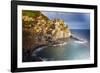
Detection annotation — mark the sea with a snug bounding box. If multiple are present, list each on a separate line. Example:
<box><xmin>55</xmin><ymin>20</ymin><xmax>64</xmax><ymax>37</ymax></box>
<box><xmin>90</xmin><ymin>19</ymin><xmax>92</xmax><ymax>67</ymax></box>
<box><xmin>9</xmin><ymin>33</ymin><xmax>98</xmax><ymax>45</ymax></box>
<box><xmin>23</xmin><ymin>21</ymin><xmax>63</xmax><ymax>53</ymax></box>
<box><xmin>32</xmin><ymin>29</ymin><xmax>90</xmax><ymax>61</ymax></box>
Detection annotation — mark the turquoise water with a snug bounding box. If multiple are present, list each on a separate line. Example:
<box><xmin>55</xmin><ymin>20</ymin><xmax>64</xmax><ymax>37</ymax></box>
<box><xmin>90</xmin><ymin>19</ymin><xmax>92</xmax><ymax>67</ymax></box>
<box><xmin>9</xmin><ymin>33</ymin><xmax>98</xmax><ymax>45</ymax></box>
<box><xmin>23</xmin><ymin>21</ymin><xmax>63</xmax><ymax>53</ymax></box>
<box><xmin>36</xmin><ymin>40</ymin><xmax>90</xmax><ymax>61</ymax></box>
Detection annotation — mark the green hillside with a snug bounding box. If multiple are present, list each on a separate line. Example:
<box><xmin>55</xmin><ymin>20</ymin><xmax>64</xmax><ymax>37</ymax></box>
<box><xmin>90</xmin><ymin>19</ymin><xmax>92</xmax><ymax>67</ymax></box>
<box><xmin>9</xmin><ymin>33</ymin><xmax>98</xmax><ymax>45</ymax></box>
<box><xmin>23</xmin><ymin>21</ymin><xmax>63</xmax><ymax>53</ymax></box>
<box><xmin>22</xmin><ymin>10</ymin><xmax>49</xmax><ymax>20</ymax></box>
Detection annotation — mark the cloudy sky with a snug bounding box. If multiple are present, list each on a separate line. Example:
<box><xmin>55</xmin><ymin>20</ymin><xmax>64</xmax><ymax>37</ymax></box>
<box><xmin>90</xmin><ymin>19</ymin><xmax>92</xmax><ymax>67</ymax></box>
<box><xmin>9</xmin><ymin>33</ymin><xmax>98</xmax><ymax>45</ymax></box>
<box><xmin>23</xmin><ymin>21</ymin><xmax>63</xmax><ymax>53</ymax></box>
<box><xmin>41</xmin><ymin>11</ymin><xmax>90</xmax><ymax>29</ymax></box>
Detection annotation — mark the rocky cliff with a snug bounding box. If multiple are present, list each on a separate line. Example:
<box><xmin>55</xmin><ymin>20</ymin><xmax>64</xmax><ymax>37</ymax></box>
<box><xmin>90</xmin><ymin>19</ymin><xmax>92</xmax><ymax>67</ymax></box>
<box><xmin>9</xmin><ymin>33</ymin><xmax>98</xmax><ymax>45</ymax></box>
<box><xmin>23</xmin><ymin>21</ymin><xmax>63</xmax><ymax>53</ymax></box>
<box><xmin>22</xmin><ymin>10</ymin><xmax>71</xmax><ymax>52</ymax></box>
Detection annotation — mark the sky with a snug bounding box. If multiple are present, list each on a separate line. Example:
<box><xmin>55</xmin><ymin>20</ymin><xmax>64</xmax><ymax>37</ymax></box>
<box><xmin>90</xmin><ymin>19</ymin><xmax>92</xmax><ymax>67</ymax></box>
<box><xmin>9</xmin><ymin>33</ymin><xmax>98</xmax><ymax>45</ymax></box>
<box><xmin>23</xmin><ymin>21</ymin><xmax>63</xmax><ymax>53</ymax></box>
<box><xmin>41</xmin><ymin>11</ymin><xmax>90</xmax><ymax>29</ymax></box>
